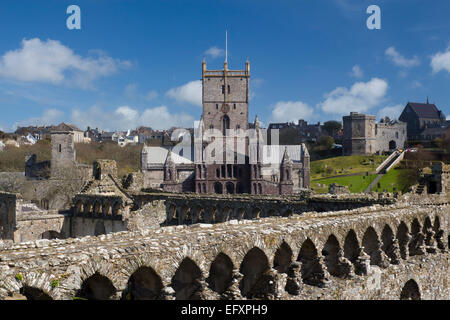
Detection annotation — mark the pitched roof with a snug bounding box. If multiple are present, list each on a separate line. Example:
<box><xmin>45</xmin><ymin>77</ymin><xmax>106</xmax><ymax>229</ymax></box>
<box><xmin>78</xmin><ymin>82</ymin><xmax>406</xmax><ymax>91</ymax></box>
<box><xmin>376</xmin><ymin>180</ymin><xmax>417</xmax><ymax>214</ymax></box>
<box><xmin>406</xmin><ymin>102</ymin><xmax>440</xmax><ymax>119</ymax></box>
<box><xmin>54</xmin><ymin>122</ymin><xmax>83</xmax><ymax>132</ymax></box>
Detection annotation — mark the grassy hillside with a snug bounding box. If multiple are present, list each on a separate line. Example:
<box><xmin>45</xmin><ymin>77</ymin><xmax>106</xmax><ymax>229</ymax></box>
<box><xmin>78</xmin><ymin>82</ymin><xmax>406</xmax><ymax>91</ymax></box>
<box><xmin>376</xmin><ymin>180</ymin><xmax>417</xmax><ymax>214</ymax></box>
<box><xmin>310</xmin><ymin>155</ymin><xmax>387</xmax><ymax>180</ymax></box>
<box><xmin>0</xmin><ymin>140</ymin><xmax>51</xmax><ymax>172</ymax></box>
<box><xmin>373</xmin><ymin>168</ymin><xmax>418</xmax><ymax>193</ymax></box>
<box><xmin>311</xmin><ymin>174</ymin><xmax>378</xmax><ymax>194</ymax></box>
<box><xmin>75</xmin><ymin>142</ymin><xmax>142</xmax><ymax>177</ymax></box>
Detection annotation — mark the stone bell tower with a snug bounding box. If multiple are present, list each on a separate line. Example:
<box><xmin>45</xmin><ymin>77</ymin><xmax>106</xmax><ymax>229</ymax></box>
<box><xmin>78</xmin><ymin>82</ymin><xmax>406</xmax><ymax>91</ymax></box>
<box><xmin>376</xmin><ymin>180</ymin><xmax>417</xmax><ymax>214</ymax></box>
<box><xmin>201</xmin><ymin>59</ymin><xmax>250</xmax><ymax>141</ymax></box>
<box><xmin>197</xmin><ymin>57</ymin><xmax>251</xmax><ymax>194</ymax></box>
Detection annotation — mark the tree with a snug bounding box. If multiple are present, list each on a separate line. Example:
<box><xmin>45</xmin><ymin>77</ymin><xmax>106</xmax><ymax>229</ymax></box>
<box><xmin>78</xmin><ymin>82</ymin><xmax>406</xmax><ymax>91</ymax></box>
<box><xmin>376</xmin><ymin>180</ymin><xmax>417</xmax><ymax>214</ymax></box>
<box><xmin>317</xmin><ymin>135</ymin><xmax>335</xmax><ymax>150</ymax></box>
<box><xmin>323</xmin><ymin>121</ymin><xmax>342</xmax><ymax>137</ymax></box>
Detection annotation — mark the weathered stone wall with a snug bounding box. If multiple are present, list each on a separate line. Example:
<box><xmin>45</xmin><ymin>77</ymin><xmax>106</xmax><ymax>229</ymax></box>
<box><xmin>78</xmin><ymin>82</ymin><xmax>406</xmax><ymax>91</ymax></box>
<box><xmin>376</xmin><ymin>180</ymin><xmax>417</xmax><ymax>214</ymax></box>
<box><xmin>70</xmin><ymin>217</ymin><xmax>127</xmax><ymax>238</ymax></box>
<box><xmin>15</xmin><ymin>214</ymin><xmax>68</xmax><ymax>242</ymax></box>
<box><xmin>375</xmin><ymin>121</ymin><xmax>407</xmax><ymax>153</ymax></box>
<box><xmin>0</xmin><ymin>202</ymin><xmax>446</xmax><ymax>300</ymax></box>
<box><xmin>0</xmin><ymin>192</ymin><xmax>19</xmax><ymax>240</ymax></box>
<box><xmin>131</xmin><ymin>192</ymin><xmax>396</xmax><ymax>226</ymax></box>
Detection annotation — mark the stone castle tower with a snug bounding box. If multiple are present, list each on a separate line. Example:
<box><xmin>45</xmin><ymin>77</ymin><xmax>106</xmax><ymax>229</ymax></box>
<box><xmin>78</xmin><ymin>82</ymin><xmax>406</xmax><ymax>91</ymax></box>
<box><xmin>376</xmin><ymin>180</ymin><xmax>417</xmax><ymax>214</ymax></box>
<box><xmin>343</xmin><ymin>112</ymin><xmax>376</xmax><ymax>156</ymax></box>
<box><xmin>50</xmin><ymin>131</ymin><xmax>77</xmax><ymax>178</ymax></box>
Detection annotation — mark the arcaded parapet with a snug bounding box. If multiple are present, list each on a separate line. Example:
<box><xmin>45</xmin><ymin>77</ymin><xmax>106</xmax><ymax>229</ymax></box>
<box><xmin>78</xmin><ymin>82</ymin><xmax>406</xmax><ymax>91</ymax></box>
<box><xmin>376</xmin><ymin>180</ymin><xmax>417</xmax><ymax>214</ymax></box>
<box><xmin>0</xmin><ymin>201</ymin><xmax>446</xmax><ymax>300</ymax></box>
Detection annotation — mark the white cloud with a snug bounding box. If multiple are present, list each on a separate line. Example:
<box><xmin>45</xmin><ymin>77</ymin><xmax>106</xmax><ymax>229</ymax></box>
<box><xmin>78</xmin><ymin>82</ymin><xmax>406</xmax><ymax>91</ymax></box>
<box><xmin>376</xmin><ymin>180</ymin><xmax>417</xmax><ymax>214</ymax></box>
<box><xmin>447</xmin><ymin>115</ymin><xmax>450</xmax><ymax>120</ymax></box>
<box><xmin>166</xmin><ymin>80</ymin><xmax>202</xmax><ymax>107</ymax></box>
<box><xmin>431</xmin><ymin>47</ymin><xmax>450</xmax><ymax>74</ymax></box>
<box><xmin>349</xmin><ymin>65</ymin><xmax>363</xmax><ymax>78</ymax></box>
<box><xmin>319</xmin><ymin>78</ymin><xmax>388</xmax><ymax>116</ymax></box>
<box><xmin>376</xmin><ymin>104</ymin><xmax>403</xmax><ymax>121</ymax></box>
<box><xmin>146</xmin><ymin>90</ymin><xmax>158</xmax><ymax>100</ymax></box>
<box><xmin>0</xmin><ymin>38</ymin><xmax>130</xmax><ymax>89</ymax></box>
<box><xmin>13</xmin><ymin>108</ymin><xmax>64</xmax><ymax>129</ymax></box>
<box><xmin>70</xmin><ymin>105</ymin><xmax>194</xmax><ymax>131</ymax></box>
<box><xmin>271</xmin><ymin>101</ymin><xmax>314</xmax><ymax>123</ymax></box>
<box><xmin>385</xmin><ymin>46</ymin><xmax>420</xmax><ymax>68</ymax></box>
<box><xmin>204</xmin><ymin>46</ymin><xmax>225</xmax><ymax>59</ymax></box>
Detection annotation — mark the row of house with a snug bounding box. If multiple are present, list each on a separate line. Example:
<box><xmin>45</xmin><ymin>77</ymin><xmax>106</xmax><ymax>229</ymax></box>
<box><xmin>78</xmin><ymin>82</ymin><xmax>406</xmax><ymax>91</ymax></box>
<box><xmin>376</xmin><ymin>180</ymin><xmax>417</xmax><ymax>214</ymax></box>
<box><xmin>12</xmin><ymin>123</ymin><xmax>179</xmax><ymax>147</ymax></box>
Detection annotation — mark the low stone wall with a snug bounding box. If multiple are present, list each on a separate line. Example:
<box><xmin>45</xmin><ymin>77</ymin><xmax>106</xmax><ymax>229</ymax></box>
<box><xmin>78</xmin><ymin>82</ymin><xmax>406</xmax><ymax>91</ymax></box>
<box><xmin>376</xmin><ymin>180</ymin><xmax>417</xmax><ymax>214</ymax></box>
<box><xmin>15</xmin><ymin>214</ymin><xmax>68</xmax><ymax>242</ymax></box>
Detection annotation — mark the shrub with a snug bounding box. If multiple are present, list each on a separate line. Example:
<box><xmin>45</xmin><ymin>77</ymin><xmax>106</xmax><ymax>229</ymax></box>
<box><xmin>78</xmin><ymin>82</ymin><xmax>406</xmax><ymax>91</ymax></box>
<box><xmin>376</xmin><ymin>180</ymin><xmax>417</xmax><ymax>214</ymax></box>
<box><xmin>50</xmin><ymin>279</ymin><xmax>59</xmax><ymax>288</ymax></box>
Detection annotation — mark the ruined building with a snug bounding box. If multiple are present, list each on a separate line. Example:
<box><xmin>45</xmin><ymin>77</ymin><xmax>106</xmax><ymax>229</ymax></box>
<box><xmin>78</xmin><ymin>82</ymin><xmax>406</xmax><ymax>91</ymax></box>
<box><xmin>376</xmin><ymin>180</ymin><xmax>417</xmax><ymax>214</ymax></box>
<box><xmin>141</xmin><ymin>60</ymin><xmax>310</xmax><ymax>195</ymax></box>
<box><xmin>343</xmin><ymin>112</ymin><xmax>407</xmax><ymax>156</ymax></box>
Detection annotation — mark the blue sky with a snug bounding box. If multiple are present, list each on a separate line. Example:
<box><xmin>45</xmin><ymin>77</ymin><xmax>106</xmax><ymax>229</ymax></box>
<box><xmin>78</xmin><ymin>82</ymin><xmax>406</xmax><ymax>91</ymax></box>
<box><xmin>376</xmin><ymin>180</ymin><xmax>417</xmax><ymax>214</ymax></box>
<box><xmin>0</xmin><ymin>0</ymin><xmax>449</xmax><ymax>132</ymax></box>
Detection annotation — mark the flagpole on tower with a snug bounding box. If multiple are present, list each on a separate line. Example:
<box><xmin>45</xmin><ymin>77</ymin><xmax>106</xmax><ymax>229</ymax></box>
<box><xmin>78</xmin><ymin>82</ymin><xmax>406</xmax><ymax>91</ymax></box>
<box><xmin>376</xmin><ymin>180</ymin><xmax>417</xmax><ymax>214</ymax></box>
<box><xmin>225</xmin><ymin>29</ymin><xmax>228</xmax><ymax>63</ymax></box>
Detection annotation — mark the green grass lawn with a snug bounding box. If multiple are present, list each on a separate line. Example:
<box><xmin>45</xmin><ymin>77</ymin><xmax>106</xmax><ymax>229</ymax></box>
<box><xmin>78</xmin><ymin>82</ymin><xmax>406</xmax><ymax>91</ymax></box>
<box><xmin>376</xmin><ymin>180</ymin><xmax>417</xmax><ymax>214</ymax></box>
<box><xmin>310</xmin><ymin>155</ymin><xmax>387</xmax><ymax>180</ymax></box>
<box><xmin>311</xmin><ymin>174</ymin><xmax>378</xmax><ymax>194</ymax></box>
<box><xmin>373</xmin><ymin>168</ymin><xmax>417</xmax><ymax>193</ymax></box>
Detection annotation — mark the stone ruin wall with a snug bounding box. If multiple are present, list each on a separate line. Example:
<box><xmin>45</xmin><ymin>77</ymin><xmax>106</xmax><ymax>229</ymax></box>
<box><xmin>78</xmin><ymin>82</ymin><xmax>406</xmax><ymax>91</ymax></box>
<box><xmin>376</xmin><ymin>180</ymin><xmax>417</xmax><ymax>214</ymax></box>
<box><xmin>0</xmin><ymin>202</ymin><xmax>446</xmax><ymax>300</ymax></box>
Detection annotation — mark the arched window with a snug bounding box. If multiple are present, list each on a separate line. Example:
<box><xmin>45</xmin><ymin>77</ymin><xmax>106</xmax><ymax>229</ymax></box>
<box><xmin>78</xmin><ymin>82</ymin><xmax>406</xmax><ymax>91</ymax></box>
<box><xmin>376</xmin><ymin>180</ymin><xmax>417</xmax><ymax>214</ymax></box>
<box><xmin>222</xmin><ymin>115</ymin><xmax>230</xmax><ymax>136</ymax></box>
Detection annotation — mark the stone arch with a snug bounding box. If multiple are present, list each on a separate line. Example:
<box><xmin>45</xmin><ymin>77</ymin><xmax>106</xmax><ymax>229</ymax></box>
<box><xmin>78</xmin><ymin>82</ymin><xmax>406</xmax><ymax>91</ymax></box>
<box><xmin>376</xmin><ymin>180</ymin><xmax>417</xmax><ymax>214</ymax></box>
<box><xmin>343</xmin><ymin>229</ymin><xmax>359</xmax><ymax>263</ymax></box>
<box><xmin>75</xmin><ymin>200</ymin><xmax>83</xmax><ymax>215</ymax></box>
<box><xmin>204</xmin><ymin>206</ymin><xmax>217</xmax><ymax>223</ymax></box>
<box><xmin>84</xmin><ymin>201</ymin><xmax>93</xmax><ymax>215</ymax></box>
<box><xmin>298</xmin><ymin>238</ymin><xmax>328</xmax><ymax>287</ymax></box>
<box><xmin>322</xmin><ymin>234</ymin><xmax>342</xmax><ymax>277</ymax></box>
<box><xmin>251</xmin><ymin>207</ymin><xmax>261</xmax><ymax>219</ymax></box>
<box><xmin>93</xmin><ymin>201</ymin><xmax>102</xmax><ymax>215</ymax></box>
<box><xmin>273</xmin><ymin>241</ymin><xmax>293</xmax><ymax>273</ymax></box>
<box><xmin>217</xmin><ymin>206</ymin><xmax>232</xmax><ymax>223</ymax></box>
<box><xmin>40</xmin><ymin>230</ymin><xmax>61</xmax><ymax>240</ymax></box>
<box><xmin>267</xmin><ymin>208</ymin><xmax>278</xmax><ymax>217</ymax></box>
<box><xmin>207</xmin><ymin>253</ymin><xmax>234</xmax><ymax>295</ymax></box>
<box><xmin>362</xmin><ymin>227</ymin><xmax>382</xmax><ymax>265</ymax></box>
<box><xmin>239</xmin><ymin>247</ymin><xmax>270</xmax><ymax>298</ymax></box>
<box><xmin>171</xmin><ymin>258</ymin><xmax>204</xmax><ymax>300</ymax></box>
<box><xmin>389</xmin><ymin>140</ymin><xmax>396</xmax><ymax>150</ymax></box>
<box><xmin>112</xmin><ymin>202</ymin><xmax>122</xmax><ymax>216</ymax></box>
<box><xmin>400</xmin><ymin>279</ymin><xmax>421</xmax><ymax>300</ymax></box>
<box><xmin>433</xmin><ymin>216</ymin><xmax>445</xmax><ymax>251</ymax></box>
<box><xmin>76</xmin><ymin>273</ymin><xmax>117</xmax><ymax>300</ymax></box>
<box><xmin>214</xmin><ymin>182</ymin><xmax>223</xmax><ymax>194</ymax></box>
<box><xmin>423</xmin><ymin>216</ymin><xmax>432</xmax><ymax>232</ymax></box>
<box><xmin>193</xmin><ymin>206</ymin><xmax>204</xmax><ymax>224</ymax></box>
<box><xmin>103</xmin><ymin>202</ymin><xmax>112</xmax><ymax>216</ymax></box>
<box><xmin>225</xmin><ymin>182</ymin><xmax>235</xmax><ymax>194</ymax></box>
<box><xmin>167</xmin><ymin>203</ymin><xmax>178</xmax><ymax>224</ymax></box>
<box><xmin>180</xmin><ymin>205</ymin><xmax>190</xmax><ymax>224</ymax></box>
<box><xmin>409</xmin><ymin>218</ymin><xmax>424</xmax><ymax>256</ymax></box>
<box><xmin>94</xmin><ymin>221</ymin><xmax>106</xmax><ymax>236</ymax></box>
<box><xmin>236</xmin><ymin>208</ymin><xmax>245</xmax><ymax>220</ymax></box>
<box><xmin>396</xmin><ymin>221</ymin><xmax>410</xmax><ymax>259</ymax></box>
<box><xmin>123</xmin><ymin>266</ymin><xmax>163</xmax><ymax>300</ymax></box>
<box><xmin>20</xmin><ymin>286</ymin><xmax>53</xmax><ymax>300</ymax></box>
<box><xmin>381</xmin><ymin>224</ymin><xmax>398</xmax><ymax>263</ymax></box>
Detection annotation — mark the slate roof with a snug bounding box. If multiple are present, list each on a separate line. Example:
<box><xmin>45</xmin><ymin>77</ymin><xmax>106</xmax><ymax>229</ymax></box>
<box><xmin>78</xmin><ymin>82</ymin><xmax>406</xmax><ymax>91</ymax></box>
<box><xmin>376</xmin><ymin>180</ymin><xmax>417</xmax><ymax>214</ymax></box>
<box><xmin>406</xmin><ymin>102</ymin><xmax>441</xmax><ymax>119</ymax></box>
